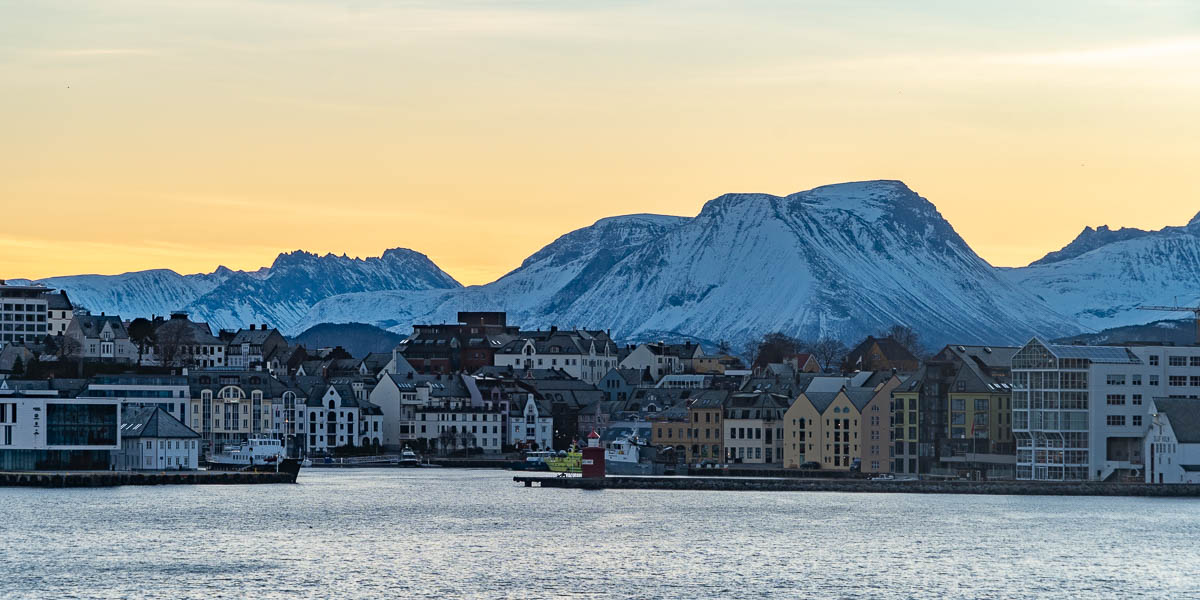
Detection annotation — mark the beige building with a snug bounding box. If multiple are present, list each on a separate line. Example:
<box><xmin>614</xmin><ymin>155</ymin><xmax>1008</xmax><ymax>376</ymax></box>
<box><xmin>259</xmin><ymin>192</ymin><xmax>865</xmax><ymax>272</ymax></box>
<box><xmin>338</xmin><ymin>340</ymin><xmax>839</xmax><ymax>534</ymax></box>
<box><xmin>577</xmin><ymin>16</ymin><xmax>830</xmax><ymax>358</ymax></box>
<box><xmin>784</xmin><ymin>373</ymin><xmax>903</xmax><ymax>473</ymax></box>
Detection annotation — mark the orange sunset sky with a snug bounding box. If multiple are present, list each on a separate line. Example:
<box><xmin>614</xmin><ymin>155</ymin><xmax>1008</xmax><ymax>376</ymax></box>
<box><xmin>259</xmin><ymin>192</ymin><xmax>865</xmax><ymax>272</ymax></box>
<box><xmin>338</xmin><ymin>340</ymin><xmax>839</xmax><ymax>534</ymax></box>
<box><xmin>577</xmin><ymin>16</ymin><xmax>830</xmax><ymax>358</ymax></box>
<box><xmin>3</xmin><ymin>1</ymin><xmax>1199</xmax><ymax>285</ymax></box>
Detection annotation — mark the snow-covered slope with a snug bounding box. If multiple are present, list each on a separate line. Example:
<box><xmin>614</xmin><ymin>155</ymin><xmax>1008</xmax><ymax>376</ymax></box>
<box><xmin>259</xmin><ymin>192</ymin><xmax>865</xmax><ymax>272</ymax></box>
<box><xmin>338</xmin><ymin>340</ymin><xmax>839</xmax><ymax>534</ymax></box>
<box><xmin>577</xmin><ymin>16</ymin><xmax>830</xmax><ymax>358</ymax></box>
<box><xmin>18</xmin><ymin>249</ymin><xmax>460</xmax><ymax>332</ymax></box>
<box><xmin>12</xmin><ymin>269</ymin><xmax>231</xmax><ymax>320</ymax></box>
<box><xmin>1006</xmin><ymin>213</ymin><xmax>1200</xmax><ymax>332</ymax></box>
<box><xmin>302</xmin><ymin>181</ymin><xmax>1081</xmax><ymax>346</ymax></box>
<box><xmin>299</xmin><ymin>214</ymin><xmax>689</xmax><ymax>333</ymax></box>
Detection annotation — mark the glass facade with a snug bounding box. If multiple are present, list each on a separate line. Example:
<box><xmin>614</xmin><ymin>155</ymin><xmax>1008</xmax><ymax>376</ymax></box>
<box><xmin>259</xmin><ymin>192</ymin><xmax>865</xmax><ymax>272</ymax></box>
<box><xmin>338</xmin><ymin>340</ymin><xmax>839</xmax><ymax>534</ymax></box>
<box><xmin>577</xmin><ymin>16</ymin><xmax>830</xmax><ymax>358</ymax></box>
<box><xmin>1012</xmin><ymin>340</ymin><xmax>1090</xmax><ymax>481</ymax></box>
<box><xmin>46</xmin><ymin>403</ymin><xmax>118</xmax><ymax>447</ymax></box>
<box><xmin>0</xmin><ymin>449</ymin><xmax>111</xmax><ymax>470</ymax></box>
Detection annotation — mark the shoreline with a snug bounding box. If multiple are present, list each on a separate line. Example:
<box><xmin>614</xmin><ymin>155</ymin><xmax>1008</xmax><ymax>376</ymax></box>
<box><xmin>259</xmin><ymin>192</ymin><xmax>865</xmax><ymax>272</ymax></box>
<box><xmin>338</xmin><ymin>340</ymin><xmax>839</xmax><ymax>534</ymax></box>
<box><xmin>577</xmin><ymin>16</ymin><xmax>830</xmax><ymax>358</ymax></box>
<box><xmin>0</xmin><ymin>470</ymin><xmax>298</xmax><ymax>488</ymax></box>
<box><xmin>514</xmin><ymin>475</ymin><xmax>1200</xmax><ymax>497</ymax></box>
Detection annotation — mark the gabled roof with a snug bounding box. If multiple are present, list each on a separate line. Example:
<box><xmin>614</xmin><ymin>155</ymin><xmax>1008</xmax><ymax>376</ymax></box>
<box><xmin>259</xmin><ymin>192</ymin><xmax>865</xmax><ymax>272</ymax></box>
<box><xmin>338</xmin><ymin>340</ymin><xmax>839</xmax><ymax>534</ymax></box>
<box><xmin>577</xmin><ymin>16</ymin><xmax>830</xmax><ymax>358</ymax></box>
<box><xmin>844</xmin><ymin>388</ymin><xmax>876</xmax><ymax>411</ymax></box>
<box><xmin>845</xmin><ymin>336</ymin><xmax>918</xmax><ymax>366</ymax></box>
<box><xmin>803</xmin><ymin>391</ymin><xmax>840</xmax><ymax>413</ymax></box>
<box><xmin>74</xmin><ymin>314</ymin><xmax>130</xmax><ymax>339</ymax></box>
<box><xmin>1155</xmin><ymin>398</ymin><xmax>1200</xmax><ymax>444</ymax></box>
<box><xmin>605</xmin><ymin>368</ymin><xmax>647</xmax><ymax>386</ymax></box>
<box><xmin>229</xmin><ymin>327</ymin><xmax>282</xmax><ymax>345</ymax></box>
<box><xmin>46</xmin><ymin>290</ymin><xmax>72</xmax><ymax>310</ymax></box>
<box><xmin>120</xmin><ymin>406</ymin><xmax>200</xmax><ymax>439</ymax></box>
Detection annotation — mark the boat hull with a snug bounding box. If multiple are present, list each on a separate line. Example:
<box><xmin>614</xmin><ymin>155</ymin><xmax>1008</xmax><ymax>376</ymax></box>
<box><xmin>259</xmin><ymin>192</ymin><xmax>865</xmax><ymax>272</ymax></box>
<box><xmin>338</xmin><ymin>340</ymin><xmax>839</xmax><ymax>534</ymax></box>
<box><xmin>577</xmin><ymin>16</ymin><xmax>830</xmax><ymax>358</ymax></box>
<box><xmin>202</xmin><ymin>458</ymin><xmax>301</xmax><ymax>482</ymax></box>
<box><xmin>605</xmin><ymin>460</ymin><xmax>663</xmax><ymax>476</ymax></box>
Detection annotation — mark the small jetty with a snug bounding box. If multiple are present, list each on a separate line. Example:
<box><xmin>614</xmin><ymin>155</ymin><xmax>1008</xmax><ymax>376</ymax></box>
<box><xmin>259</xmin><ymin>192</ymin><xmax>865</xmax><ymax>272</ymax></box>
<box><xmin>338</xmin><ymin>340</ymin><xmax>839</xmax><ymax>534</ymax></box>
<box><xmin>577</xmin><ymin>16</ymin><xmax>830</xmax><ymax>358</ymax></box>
<box><xmin>513</xmin><ymin>475</ymin><xmax>1200</xmax><ymax>497</ymax></box>
<box><xmin>0</xmin><ymin>470</ymin><xmax>298</xmax><ymax>488</ymax></box>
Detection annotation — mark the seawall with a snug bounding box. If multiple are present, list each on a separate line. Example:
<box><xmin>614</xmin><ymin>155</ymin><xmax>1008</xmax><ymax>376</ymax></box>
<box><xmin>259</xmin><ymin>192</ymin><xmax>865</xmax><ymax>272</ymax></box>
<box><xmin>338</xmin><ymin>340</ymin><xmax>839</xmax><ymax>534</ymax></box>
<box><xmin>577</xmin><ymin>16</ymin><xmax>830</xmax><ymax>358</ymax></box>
<box><xmin>0</xmin><ymin>470</ymin><xmax>298</xmax><ymax>488</ymax></box>
<box><xmin>514</xmin><ymin>475</ymin><xmax>1200</xmax><ymax>497</ymax></box>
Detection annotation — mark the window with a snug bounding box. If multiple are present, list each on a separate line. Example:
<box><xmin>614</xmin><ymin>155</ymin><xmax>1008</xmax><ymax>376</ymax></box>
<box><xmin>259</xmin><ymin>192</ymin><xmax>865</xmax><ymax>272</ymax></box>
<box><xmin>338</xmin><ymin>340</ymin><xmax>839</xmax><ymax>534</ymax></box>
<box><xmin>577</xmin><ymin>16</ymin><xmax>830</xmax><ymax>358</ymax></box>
<box><xmin>1192</xmin><ymin>356</ymin><xmax>1200</xmax><ymax>367</ymax></box>
<box><xmin>1106</xmin><ymin>415</ymin><xmax>1126</xmax><ymax>427</ymax></box>
<box><xmin>1106</xmin><ymin>394</ymin><xmax>1125</xmax><ymax>406</ymax></box>
<box><xmin>1132</xmin><ymin>394</ymin><xmax>1142</xmax><ymax>405</ymax></box>
<box><xmin>1169</xmin><ymin>356</ymin><xmax>1186</xmax><ymax>367</ymax></box>
<box><xmin>1106</xmin><ymin>374</ymin><xmax>1126</xmax><ymax>385</ymax></box>
<box><xmin>1169</xmin><ymin>376</ymin><xmax>1187</xmax><ymax>387</ymax></box>
<box><xmin>1150</xmin><ymin>375</ymin><xmax>1160</xmax><ymax>386</ymax></box>
<box><xmin>1132</xmin><ymin>415</ymin><xmax>1143</xmax><ymax>427</ymax></box>
<box><xmin>1149</xmin><ymin>355</ymin><xmax>1159</xmax><ymax>366</ymax></box>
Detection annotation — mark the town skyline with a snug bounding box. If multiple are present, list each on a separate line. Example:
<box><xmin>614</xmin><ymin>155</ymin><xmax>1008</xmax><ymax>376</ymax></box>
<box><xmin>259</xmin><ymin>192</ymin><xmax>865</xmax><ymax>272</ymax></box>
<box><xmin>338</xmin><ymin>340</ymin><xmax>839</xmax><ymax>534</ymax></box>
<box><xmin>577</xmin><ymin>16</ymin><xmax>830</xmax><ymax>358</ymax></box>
<box><xmin>4</xmin><ymin>1</ymin><xmax>1200</xmax><ymax>284</ymax></box>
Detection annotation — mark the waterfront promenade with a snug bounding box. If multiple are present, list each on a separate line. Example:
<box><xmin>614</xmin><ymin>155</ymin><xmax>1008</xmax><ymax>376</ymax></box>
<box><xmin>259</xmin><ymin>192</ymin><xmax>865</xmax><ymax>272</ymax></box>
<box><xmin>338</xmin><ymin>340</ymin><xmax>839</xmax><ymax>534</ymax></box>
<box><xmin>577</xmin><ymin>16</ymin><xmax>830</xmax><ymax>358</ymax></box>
<box><xmin>514</xmin><ymin>474</ymin><xmax>1200</xmax><ymax>497</ymax></box>
<box><xmin>0</xmin><ymin>469</ymin><xmax>297</xmax><ymax>487</ymax></box>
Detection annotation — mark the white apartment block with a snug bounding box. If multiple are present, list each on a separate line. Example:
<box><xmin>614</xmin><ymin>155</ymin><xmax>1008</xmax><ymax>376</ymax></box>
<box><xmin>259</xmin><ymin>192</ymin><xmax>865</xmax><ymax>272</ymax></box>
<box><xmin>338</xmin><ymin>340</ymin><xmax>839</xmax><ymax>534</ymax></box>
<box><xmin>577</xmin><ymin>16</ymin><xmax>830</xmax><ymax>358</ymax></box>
<box><xmin>1012</xmin><ymin>339</ymin><xmax>1200</xmax><ymax>482</ymax></box>
<box><xmin>0</xmin><ymin>283</ymin><xmax>50</xmax><ymax>347</ymax></box>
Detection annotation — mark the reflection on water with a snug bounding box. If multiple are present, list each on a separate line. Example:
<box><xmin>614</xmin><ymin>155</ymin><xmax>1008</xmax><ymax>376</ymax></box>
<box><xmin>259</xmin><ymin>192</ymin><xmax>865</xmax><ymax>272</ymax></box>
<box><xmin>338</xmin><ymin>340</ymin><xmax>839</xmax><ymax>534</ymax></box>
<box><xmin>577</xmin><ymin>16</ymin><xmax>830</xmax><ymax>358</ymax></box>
<box><xmin>2</xmin><ymin>469</ymin><xmax>1198</xmax><ymax>599</ymax></box>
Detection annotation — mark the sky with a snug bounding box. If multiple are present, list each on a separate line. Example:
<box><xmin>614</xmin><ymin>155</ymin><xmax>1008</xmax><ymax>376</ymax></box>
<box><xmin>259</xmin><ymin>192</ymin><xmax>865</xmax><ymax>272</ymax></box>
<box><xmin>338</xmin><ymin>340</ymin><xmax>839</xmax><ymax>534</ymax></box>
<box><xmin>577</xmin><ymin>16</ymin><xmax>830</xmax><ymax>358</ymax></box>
<box><xmin>3</xmin><ymin>0</ymin><xmax>1199</xmax><ymax>285</ymax></box>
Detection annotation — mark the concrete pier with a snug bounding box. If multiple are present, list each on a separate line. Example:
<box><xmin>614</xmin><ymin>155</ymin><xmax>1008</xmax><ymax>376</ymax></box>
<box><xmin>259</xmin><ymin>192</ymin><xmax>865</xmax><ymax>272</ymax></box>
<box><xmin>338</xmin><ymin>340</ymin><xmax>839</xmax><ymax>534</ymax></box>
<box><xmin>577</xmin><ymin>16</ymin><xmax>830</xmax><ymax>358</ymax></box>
<box><xmin>513</xmin><ymin>475</ymin><xmax>1200</xmax><ymax>497</ymax></box>
<box><xmin>0</xmin><ymin>470</ymin><xmax>298</xmax><ymax>488</ymax></box>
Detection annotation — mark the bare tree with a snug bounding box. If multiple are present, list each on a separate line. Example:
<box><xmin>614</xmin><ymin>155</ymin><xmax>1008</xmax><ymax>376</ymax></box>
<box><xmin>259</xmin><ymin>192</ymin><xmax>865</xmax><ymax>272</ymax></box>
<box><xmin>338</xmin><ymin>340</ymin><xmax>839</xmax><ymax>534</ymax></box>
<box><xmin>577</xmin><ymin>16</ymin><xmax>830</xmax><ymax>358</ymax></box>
<box><xmin>59</xmin><ymin>334</ymin><xmax>84</xmax><ymax>377</ymax></box>
<box><xmin>810</xmin><ymin>337</ymin><xmax>849</xmax><ymax>373</ymax></box>
<box><xmin>882</xmin><ymin>324</ymin><xmax>922</xmax><ymax>358</ymax></box>
<box><xmin>438</xmin><ymin>428</ymin><xmax>456</xmax><ymax>455</ymax></box>
<box><xmin>458</xmin><ymin>429</ymin><xmax>476</xmax><ymax>452</ymax></box>
<box><xmin>155</xmin><ymin>319</ymin><xmax>196</xmax><ymax>369</ymax></box>
<box><xmin>750</xmin><ymin>332</ymin><xmax>803</xmax><ymax>369</ymax></box>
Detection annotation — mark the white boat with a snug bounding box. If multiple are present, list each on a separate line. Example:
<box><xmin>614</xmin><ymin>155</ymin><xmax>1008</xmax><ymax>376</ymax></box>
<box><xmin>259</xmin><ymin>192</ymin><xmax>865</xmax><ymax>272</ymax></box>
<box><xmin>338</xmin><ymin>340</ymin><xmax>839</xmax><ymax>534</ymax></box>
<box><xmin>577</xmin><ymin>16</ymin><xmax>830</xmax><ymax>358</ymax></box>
<box><xmin>523</xmin><ymin>450</ymin><xmax>556</xmax><ymax>470</ymax></box>
<box><xmin>399</xmin><ymin>447</ymin><xmax>420</xmax><ymax>467</ymax></box>
<box><xmin>207</xmin><ymin>436</ymin><xmax>287</xmax><ymax>470</ymax></box>
<box><xmin>605</xmin><ymin>434</ymin><xmax>661</xmax><ymax>475</ymax></box>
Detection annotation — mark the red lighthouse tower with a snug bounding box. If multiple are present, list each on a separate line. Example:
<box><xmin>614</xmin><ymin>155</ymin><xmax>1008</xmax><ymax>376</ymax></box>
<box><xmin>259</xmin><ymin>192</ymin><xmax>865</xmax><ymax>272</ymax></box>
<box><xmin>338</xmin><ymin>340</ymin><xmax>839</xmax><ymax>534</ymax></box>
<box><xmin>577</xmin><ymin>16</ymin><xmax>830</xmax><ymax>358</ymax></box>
<box><xmin>581</xmin><ymin>431</ymin><xmax>605</xmax><ymax>479</ymax></box>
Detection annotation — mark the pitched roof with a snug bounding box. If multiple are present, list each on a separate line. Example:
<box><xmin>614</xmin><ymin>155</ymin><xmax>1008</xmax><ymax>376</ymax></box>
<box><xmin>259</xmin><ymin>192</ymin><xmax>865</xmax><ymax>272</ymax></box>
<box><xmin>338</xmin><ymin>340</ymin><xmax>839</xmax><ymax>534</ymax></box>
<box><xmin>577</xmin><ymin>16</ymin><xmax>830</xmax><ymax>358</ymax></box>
<box><xmin>120</xmin><ymin>407</ymin><xmax>200</xmax><ymax>439</ymax></box>
<box><xmin>845</xmin><ymin>336</ymin><xmax>918</xmax><ymax>366</ymax></box>
<box><xmin>1156</xmin><ymin>398</ymin><xmax>1200</xmax><ymax>444</ymax></box>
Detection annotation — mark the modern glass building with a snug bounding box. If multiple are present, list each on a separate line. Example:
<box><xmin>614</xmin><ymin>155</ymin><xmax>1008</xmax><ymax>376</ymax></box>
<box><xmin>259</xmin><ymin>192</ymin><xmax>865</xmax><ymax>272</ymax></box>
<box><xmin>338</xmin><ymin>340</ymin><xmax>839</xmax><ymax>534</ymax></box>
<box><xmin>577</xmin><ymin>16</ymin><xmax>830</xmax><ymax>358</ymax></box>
<box><xmin>0</xmin><ymin>390</ymin><xmax>121</xmax><ymax>470</ymax></box>
<box><xmin>1012</xmin><ymin>338</ymin><xmax>1200</xmax><ymax>482</ymax></box>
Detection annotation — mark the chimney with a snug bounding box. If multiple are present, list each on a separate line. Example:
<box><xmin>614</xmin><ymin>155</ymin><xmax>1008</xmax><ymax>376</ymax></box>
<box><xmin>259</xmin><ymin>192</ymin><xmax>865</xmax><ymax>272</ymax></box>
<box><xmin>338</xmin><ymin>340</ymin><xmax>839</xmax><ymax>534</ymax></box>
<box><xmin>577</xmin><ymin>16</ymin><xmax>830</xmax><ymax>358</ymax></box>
<box><xmin>262</xmin><ymin>323</ymin><xmax>268</xmax><ymax>330</ymax></box>
<box><xmin>250</xmin><ymin>324</ymin><xmax>256</xmax><ymax>331</ymax></box>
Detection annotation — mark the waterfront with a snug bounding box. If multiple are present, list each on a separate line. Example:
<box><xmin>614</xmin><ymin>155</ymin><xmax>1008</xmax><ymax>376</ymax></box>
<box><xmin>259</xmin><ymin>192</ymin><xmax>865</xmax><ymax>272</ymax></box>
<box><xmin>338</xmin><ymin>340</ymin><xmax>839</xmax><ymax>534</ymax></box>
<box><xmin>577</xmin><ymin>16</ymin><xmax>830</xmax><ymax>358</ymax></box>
<box><xmin>2</xmin><ymin>469</ymin><xmax>1199</xmax><ymax>599</ymax></box>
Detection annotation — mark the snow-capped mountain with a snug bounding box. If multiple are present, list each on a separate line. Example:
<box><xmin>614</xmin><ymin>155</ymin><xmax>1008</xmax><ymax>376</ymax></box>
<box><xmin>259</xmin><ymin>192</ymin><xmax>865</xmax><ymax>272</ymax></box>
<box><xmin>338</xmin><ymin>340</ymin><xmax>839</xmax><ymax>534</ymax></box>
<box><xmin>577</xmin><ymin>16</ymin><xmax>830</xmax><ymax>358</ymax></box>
<box><xmin>302</xmin><ymin>181</ymin><xmax>1081</xmax><ymax>347</ymax></box>
<box><xmin>17</xmin><ymin>249</ymin><xmax>460</xmax><ymax>332</ymax></box>
<box><xmin>1005</xmin><ymin>212</ymin><xmax>1200</xmax><ymax>333</ymax></box>
<box><xmin>30</xmin><ymin>180</ymin><xmax>1196</xmax><ymax>349</ymax></box>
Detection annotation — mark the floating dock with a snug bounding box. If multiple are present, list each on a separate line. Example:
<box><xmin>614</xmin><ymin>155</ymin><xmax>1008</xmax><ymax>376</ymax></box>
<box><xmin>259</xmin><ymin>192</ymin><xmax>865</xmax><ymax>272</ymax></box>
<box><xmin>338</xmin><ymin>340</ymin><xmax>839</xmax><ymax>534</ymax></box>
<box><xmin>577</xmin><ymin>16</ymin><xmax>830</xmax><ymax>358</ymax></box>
<box><xmin>0</xmin><ymin>469</ymin><xmax>298</xmax><ymax>488</ymax></box>
<box><xmin>513</xmin><ymin>475</ymin><xmax>1200</xmax><ymax>497</ymax></box>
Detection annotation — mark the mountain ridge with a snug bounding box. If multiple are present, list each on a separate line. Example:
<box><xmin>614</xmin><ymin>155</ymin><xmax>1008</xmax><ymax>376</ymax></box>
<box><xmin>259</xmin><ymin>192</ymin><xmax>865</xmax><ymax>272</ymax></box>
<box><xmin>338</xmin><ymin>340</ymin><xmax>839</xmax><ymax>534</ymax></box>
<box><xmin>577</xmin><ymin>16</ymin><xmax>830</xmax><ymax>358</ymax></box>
<box><xmin>14</xmin><ymin>180</ymin><xmax>1199</xmax><ymax>349</ymax></box>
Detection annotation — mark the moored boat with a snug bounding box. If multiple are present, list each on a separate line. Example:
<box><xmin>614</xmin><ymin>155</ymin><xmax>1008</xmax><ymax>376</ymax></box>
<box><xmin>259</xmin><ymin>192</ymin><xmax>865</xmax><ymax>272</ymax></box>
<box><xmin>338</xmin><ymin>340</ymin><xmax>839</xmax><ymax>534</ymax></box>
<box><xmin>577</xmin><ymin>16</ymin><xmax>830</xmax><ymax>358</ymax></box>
<box><xmin>605</xmin><ymin>433</ymin><xmax>662</xmax><ymax>475</ymax></box>
<box><xmin>399</xmin><ymin>447</ymin><xmax>420</xmax><ymax>467</ymax></box>
<box><xmin>203</xmin><ymin>437</ymin><xmax>301</xmax><ymax>477</ymax></box>
<box><xmin>544</xmin><ymin>446</ymin><xmax>582</xmax><ymax>473</ymax></box>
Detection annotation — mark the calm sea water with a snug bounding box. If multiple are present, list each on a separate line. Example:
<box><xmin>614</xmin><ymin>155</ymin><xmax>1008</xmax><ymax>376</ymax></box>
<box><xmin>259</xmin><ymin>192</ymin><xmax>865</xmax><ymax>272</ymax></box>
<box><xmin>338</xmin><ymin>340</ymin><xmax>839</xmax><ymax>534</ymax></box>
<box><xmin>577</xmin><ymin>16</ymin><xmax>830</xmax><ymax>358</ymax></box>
<box><xmin>2</xmin><ymin>469</ymin><xmax>1198</xmax><ymax>599</ymax></box>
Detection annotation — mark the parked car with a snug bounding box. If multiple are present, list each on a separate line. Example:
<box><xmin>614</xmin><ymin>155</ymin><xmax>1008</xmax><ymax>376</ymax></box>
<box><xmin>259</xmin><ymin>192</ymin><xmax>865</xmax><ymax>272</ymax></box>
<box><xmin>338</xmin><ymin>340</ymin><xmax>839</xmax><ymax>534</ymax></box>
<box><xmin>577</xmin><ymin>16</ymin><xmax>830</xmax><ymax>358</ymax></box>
<box><xmin>799</xmin><ymin>461</ymin><xmax>820</xmax><ymax>470</ymax></box>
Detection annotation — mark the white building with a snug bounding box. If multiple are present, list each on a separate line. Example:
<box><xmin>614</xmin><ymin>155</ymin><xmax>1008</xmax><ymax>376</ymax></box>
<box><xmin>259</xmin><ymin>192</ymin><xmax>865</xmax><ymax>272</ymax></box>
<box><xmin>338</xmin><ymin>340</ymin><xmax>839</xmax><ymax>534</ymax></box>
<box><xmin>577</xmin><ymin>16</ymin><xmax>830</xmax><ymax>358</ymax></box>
<box><xmin>619</xmin><ymin>343</ymin><xmax>684</xmax><ymax>382</ymax></box>
<box><xmin>115</xmin><ymin>406</ymin><xmax>200</xmax><ymax>470</ymax></box>
<box><xmin>296</xmin><ymin>382</ymin><xmax>384</xmax><ymax>453</ymax></box>
<box><xmin>368</xmin><ymin>372</ymin><xmax>503</xmax><ymax>452</ymax></box>
<box><xmin>1145</xmin><ymin>397</ymin><xmax>1200</xmax><ymax>484</ymax></box>
<box><xmin>65</xmin><ymin>314</ymin><xmax>138</xmax><ymax>362</ymax></box>
<box><xmin>509</xmin><ymin>394</ymin><xmax>553</xmax><ymax>451</ymax></box>
<box><xmin>78</xmin><ymin>375</ymin><xmax>191</xmax><ymax>422</ymax></box>
<box><xmin>0</xmin><ymin>282</ymin><xmax>51</xmax><ymax>348</ymax></box>
<box><xmin>493</xmin><ymin>328</ymin><xmax>619</xmax><ymax>385</ymax></box>
<box><xmin>0</xmin><ymin>381</ymin><xmax>121</xmax><ymax>470</ymax></box>
<box><xmin>1012</xmin><ymin>339</ymin><xmax>1200</xmax><ymax>482</ymax></box>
